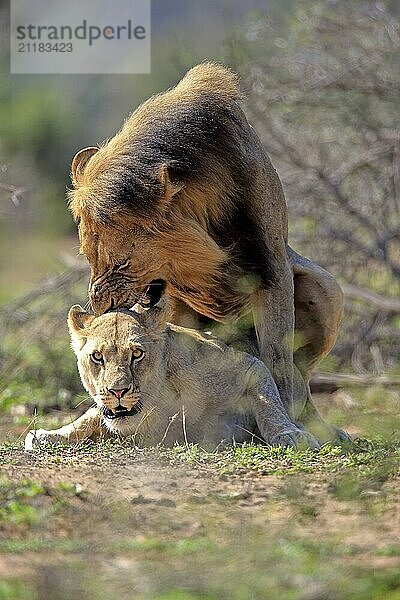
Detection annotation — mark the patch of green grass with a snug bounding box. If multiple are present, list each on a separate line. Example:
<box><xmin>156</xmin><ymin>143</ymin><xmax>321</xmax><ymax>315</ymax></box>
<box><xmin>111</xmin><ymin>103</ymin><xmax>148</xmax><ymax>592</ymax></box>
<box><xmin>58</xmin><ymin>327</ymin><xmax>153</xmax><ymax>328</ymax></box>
<box><xmin>1</xmin><ymin>435</ymin><xmax>399</xmax><ymax>480</ymax></box>
<box><xmin>0</xmin><ymin>538</ymin><xmax>92</xmax><ymax>554</ymax></box>
<box><xmin>150</xmin><ymin>593</ymin><xmax>217</xmax><ymax>600</ymax></box>
<box><xmin>0</xmin><ymin>530</ymin><xmax>399</xmax><ymax>600</ymax></box>
<box><xmin>0</xmin><ymin>476</ymin><xmax>88</xmax><ymax>533</ymax></box>
<box><xmin>0</xmin><ymin>535</ymin><xmax>216</xmax><ymax>557</ymax></box>
<box><xmin>0</xmin><ymin>478</ymin><xmax>44</xmax><ymax>528</ymax></box>
<box><xmin>166</xmin><ymin>437</ymin><xmax>400</xmax><ymax>479</ymax></box>
<box><xmin>2</xmin><ymin>536</ymin><xmax>399</xmax><ymax>600</ymax></box>
<box><xmin>0</xmin><ymin>580</ymin><xmax>37</xmax><ymax>600</ymax></box>
<box><xmin>376</xmin><ymin>545</ymin><xmax>400</xmax><ymax>557</ymax></box>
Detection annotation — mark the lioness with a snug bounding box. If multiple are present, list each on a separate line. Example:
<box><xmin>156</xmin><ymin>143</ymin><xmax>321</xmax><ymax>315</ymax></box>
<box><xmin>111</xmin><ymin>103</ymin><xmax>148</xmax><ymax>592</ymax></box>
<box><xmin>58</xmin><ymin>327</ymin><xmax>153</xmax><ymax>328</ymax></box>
<box><xmin>68</xmin><ymin>62</ymin><xmax>345</xmax><ymax>441</ymax></box>
<box><xmin>24</xmin><ymin>303</ymin><xmax>318</xmax><ymax>451</ymax></box>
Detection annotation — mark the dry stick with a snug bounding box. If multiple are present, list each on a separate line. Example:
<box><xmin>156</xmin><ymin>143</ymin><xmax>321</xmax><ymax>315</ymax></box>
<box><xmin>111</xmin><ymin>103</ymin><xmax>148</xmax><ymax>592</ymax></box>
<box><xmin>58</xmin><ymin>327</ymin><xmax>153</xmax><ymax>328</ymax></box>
<box><xmin>211</xmin><ymin>439</ymin><xmax>228</xmax><ymax>453</ymax></box>
<box><xmin>158</xmin><ymin>412</ymin><xmax>180</xmax><ymax>447</ymax></box>
<box><xmin>311</xmin><ymin>372</ymin><xmax>400</xmax><ymax>387</ymax></box>
<box><xmin>17</xmin><ymin>409</ymin><xmax>39</xmax><ymax>442</ymax></box>
<box><xmin>342</xmin><ymin>285</ymin><xmax>400</xmax><ymax>313</ymax></box>
<box><xmin>0</xmin><ymin>267</ymin><xmax>88</xmax><ymax>318</ymax></box>
<box><xmin>182</xmin><ymin>405</ymin><xmax>189</xmax><ymax>447</ymax></box>
<box><xmin>234</xmin><ymin>424</ymin><xmax>266</xmax><ymax>445</ymax></box>
<box><xmin>0</xmin><ymin>183</ymin><xmax>26</xmax><ymax>206</ymax></box>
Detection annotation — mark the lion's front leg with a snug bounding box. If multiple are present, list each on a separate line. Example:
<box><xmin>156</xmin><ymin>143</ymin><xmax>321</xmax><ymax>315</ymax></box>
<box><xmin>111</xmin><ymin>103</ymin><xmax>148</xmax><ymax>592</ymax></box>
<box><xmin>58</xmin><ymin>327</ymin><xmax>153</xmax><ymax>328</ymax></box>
<box><xmin>24</xmin><ymin>406</ymin><xmax>103</xmax><ymax>451</ymax></box>
<box><xmin>243</xmin><ymin>359</ymin><xmax>319</xmax><ymax>449</ymax></box>
<box><xmin>252</xmin><ymin>261</ymin><xmax>295</xmax><ymax>418</ymax></box>
<box><xmin>246</xmin><ymin>359</ymin><xmax>319</xmax><ymax>448</ymax></box>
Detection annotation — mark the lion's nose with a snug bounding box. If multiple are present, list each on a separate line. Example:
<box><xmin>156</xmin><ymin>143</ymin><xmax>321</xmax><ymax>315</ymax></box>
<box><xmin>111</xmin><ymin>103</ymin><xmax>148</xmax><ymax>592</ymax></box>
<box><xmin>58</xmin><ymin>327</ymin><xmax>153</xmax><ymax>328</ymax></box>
<box><xmin>90</xmin><ymin>292</ymin><xmax>114</xmax><ymax>315</ymax></box>
<box><xmin>108</xmin><ymin>387</ymin><xmax>130</xmax><ymax>400</ymax></box>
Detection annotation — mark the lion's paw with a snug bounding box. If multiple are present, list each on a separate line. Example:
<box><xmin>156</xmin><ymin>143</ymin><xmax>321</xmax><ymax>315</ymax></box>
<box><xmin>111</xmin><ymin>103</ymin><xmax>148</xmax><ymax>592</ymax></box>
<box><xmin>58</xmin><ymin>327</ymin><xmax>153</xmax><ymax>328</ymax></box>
<box><xmin>306</xmin><ymin>423</ymin><xmax>353</xmax><ymax>447</ymax></box>
<box><xmin>24</xmin><ymin>429</ymin><xmax>69</xmax><ymax>452</ymax></box>
<box><xmin>329</xmin><ymin>425</ymin><xmax>352</xmax><ymax>447</ymax></box>
<box><xmin>270</xmin><ymin>428</ymin><xmax>320</xmax><ymax>450</ymax></box>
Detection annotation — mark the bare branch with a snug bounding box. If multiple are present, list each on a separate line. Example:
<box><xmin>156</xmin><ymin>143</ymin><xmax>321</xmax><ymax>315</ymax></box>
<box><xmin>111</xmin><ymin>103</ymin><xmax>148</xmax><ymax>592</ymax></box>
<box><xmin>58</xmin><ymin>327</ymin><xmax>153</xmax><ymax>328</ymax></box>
<box><xmin>343</xmin><ymin>285</ymin><xmax>400</xmax><ymax>313</ymax></box>
<box><xmin>311</xmin><ymin>372</ymin><xmax>400</xmax><ymax>387</ymax></box>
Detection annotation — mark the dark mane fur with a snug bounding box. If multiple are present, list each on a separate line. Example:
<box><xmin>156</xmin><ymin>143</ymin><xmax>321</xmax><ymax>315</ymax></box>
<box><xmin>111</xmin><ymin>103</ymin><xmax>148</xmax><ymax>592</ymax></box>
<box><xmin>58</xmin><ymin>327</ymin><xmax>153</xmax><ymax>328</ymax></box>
<box><xmin>70</xmin><ymin>62</ymin><xmax>280</xmax><ymax>294</ymax></box>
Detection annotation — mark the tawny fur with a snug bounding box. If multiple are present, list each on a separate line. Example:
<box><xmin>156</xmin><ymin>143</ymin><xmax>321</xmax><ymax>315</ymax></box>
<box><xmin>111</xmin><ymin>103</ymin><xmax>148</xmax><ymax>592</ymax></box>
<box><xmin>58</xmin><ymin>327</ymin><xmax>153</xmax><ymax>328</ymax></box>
<box><xmin>25</xmin><ymin>304</ymin><xmax>319</xmax><ymax>451</ymax></box>
<box><xmin>67</xmin><ymin>62</ymin><xmax>345</xmax><ymax>442</ymax></box>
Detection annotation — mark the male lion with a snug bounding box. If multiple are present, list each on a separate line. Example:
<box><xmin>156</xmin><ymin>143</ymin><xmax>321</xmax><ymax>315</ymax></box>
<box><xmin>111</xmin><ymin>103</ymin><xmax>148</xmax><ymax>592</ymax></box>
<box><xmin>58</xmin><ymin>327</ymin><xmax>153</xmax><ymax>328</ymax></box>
<box><xmin>25</xmin><ymin>303</ymin><xmax>318</xmax><ymax>451</ymax></box>
<box><xmin>68</xmin><ymin>62</ymin><xmax>345</xmax><ymax>442</ymax></box>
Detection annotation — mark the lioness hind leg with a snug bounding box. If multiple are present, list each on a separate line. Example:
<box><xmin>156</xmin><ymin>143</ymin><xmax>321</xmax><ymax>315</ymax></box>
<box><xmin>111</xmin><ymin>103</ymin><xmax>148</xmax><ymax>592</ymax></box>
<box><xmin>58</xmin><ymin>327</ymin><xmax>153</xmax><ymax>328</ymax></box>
<box><xmin>24</xmin><ymin>407</ymin><xmax>103</xmax><ymax>451</ymax></box>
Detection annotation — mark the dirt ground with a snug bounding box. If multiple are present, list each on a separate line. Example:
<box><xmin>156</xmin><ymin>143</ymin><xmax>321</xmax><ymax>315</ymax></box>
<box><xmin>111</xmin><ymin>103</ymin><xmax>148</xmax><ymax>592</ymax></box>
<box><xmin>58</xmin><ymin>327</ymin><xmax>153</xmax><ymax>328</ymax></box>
<box><xmin>0</xmin><ymin>445</ymin><xmax>399</xmax><ymax>599</ymax></box>
<box><xmin>0</xmin><ymin>391</ymin><xmax>399</xmax><ymax>600</ymax></box>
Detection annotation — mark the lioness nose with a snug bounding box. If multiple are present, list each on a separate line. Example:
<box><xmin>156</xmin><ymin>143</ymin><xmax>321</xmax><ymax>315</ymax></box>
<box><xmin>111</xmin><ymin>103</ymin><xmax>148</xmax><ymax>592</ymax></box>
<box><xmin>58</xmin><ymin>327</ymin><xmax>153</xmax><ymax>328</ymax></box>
<box><xmin>108</xmin><ymin>387</ymin><xmax>130</xmax><ymax>400</ymax></box>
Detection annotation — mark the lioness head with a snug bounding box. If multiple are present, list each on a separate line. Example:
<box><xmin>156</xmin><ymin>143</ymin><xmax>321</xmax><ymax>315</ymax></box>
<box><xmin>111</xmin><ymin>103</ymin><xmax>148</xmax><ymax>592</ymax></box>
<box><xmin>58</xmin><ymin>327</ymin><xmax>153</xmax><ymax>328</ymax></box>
<box><xmin>67</xmin><ymin>303</ymin><xmax>170</xmax><ymax>435</ymax></box>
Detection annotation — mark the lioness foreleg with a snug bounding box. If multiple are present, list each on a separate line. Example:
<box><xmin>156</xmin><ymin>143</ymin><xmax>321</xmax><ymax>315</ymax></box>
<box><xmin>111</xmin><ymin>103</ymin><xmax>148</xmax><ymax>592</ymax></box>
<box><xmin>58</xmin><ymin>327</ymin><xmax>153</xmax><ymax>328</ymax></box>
<box><xmin>24</xmin><ymin>406</ymin><xmax>103</xmax><ymax>451</ymax></box>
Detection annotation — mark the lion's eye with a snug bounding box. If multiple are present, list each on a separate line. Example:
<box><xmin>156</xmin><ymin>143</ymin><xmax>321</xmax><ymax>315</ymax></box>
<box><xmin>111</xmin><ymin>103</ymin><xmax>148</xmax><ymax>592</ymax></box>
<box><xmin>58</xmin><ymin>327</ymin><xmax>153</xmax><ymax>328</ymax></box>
<box><xmin>132</xmin><ymin>348</ymin><xmax>145</xmax><ymax>361</ymax></box>
<box><xmin>91</xmin><ymin>351</ymin><xmax>104</xmax><ymax>365</ymax></box>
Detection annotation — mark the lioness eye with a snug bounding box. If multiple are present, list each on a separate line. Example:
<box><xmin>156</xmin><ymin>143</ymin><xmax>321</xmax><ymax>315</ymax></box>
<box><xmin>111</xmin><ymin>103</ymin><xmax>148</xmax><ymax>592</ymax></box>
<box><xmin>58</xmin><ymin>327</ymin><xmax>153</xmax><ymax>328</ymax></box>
<box><xmin>132</xmin><ymin>348</ymin><xmax>145</xmax><ymax>361</ymax></box>
<box><xmin>91</xmin><ymin>351</ymin><xmax>103</xmax><ymax>365</ymax></box>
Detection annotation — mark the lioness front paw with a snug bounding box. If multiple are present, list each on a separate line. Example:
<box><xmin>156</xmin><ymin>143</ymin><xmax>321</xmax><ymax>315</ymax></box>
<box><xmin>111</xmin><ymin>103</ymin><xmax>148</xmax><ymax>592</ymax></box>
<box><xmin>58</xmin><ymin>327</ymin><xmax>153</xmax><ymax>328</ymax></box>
<box><xmin>269</xmin><ymin>428</ymin><xmax>320</xmax><ymax>450</ymax></box>
<box><xmin>24</xmin><ymin>429</ymin><xmax>69</xmax><ymax>452</ymax></box>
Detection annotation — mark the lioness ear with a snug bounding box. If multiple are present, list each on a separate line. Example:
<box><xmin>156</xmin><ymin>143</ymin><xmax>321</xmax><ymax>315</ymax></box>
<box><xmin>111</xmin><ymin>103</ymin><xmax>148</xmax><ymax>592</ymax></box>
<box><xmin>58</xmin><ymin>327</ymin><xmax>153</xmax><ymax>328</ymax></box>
<box><xmin>71</xmin><ymin>146</ymin><xmax>99</xmax><ymax>185</ymax></box>
<box><xmin>158</xmin><ymin>163</ymin><xmax>184</xmax><ymax>204</ymax></box>
<box><xmin>67</xmin><ymin>305</ymin><xmax>95</xmax><ymax>334</ymax></box>
<box><xmin>67</xmin><ymin>305</ymin><xmax>95</xmax><ymax>352</ymax></box>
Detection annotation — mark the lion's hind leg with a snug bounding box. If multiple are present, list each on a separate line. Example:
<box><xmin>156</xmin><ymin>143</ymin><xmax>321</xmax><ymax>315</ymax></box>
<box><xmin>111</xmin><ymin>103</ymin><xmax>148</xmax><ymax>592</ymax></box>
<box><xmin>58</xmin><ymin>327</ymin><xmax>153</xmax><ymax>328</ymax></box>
<box><xmin>290</xmin><ymin>248</ymin><xmax>351</xmax><ymax>444</ymax></box>
<box><xmin>292</xmin><ymin>255</ymin><xmax>343</xmax><ymax>377</ymax></box>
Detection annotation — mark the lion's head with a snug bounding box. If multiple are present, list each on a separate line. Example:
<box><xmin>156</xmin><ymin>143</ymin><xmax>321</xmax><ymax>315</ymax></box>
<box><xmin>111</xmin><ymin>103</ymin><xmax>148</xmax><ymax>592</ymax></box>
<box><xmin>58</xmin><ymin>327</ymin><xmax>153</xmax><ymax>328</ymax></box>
<box><xmin>69</xmin><ymin>147</ymin><xmax>183</xmax><ymax>313</ymax></box>
<box><xmin>69</xmin><ymin>145</ymin><xmax>237</xmax><ymax>318</ymax></box>
<box><xmin>67</xmin><ymin>302</ymin><xmax>172</xmax><ymax>436</ymax></box>
<box><xmin>68</xmin><ymin>63</ymin><xmax>253</xmax><ymax>319</ymax></box>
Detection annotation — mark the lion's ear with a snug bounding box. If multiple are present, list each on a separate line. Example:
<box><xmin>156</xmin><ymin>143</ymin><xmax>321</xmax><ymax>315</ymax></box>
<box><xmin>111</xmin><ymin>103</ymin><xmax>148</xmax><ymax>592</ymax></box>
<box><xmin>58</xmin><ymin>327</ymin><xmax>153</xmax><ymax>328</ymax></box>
<box><xmin>67</xmin><ymin>305</ymin><xmax>95</xmax><ymax>352</ymax></box>
<box><xmin>71</xmin><ymin>147</ymin><xmax>99</xmax><ymax>185</ymax></box>
<box><xmin>158</xmin><ymin>163</ymin><xmax>184</xmax><ymax>205</ymax></box>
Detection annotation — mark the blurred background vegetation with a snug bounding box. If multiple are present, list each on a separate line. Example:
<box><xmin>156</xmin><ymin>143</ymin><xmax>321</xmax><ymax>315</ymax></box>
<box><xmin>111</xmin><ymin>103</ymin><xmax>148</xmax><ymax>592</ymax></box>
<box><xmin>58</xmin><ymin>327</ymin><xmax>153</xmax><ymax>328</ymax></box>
<box><xmin>0</xmin><ymin>0</ymin><xmax>399</xmax><ymax>422</ymax></box>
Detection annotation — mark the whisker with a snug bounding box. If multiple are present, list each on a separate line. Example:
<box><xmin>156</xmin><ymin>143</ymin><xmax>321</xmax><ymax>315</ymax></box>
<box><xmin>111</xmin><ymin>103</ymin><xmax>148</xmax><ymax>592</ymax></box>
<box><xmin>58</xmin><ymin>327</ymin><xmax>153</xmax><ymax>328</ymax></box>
<box><xmin>74</xmin><ymin>395</ymin><xmax>92</xmax><ymax>409</ymax></box>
